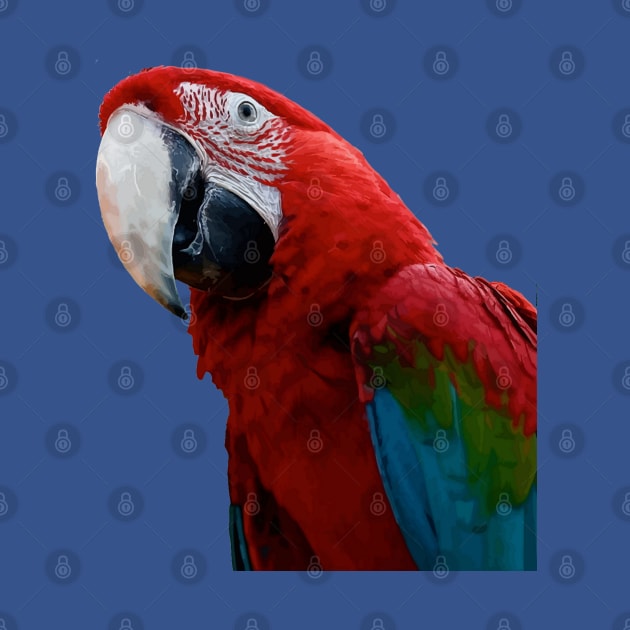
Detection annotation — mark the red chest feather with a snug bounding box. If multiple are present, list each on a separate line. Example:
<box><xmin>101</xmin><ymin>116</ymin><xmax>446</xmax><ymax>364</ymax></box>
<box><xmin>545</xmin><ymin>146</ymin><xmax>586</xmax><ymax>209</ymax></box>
<box><xmin>188</xmin><ymin>294</ymin><xmax>416</xmax><ymax>569</ymax></box>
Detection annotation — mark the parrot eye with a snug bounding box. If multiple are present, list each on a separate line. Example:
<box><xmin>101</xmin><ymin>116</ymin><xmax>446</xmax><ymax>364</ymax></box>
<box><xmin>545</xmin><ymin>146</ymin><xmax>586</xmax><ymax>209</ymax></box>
<box><xmin>237</xmin><ymin>100</ymin><xmax>258</xmax><ymax>123</ymax></box>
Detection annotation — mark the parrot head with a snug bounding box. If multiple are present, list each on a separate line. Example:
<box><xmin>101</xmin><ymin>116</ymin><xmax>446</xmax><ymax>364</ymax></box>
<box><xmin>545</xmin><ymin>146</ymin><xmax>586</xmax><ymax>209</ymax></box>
<box><xmin>96</xmin><ymin>66</ymin><xmax>440</xmax><ymax>321</ymax></box>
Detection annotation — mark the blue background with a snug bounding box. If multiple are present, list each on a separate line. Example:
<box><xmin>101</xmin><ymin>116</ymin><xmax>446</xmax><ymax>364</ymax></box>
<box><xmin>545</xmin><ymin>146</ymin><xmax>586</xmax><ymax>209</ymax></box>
<box><xmin>1</xmin><ymin>0</ymin><xmax>630</xmax><ymax>628</ymax></box>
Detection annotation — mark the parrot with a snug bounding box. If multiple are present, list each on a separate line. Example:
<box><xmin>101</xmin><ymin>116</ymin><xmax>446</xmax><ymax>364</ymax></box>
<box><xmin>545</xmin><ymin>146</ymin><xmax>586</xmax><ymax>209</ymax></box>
<box><xmin>95</xmin><ymin>66</ymin><xmax>537</xmax><ymax>571</ymax></box>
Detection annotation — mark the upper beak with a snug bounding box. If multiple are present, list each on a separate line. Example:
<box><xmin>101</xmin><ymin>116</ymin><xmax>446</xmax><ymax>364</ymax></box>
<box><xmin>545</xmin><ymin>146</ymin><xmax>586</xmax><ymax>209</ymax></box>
<box><xmin>96</xmin><ymin>107</ymin><xmax>276</xmax><ymax>318</ymax></box>
<box><xmin>96</xmin><ymin>108</ymin><xmax>193</xmax><ymax>318</ymax></box>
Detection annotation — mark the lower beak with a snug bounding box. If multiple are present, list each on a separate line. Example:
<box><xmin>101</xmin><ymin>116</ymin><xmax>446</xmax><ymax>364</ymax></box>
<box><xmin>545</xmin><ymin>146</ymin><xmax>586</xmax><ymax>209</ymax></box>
<box><xmin>96</xmin><ymin>108</ymin><xmax>274</xmax><ymax>319</ymax></box>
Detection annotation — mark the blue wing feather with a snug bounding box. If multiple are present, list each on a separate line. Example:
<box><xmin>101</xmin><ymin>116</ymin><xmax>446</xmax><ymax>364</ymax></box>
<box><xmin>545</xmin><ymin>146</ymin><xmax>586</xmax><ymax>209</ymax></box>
<box><xmin>368</xmin><ymin>385</ymin><xmax>536</xmax><ymax>571</ymax></box>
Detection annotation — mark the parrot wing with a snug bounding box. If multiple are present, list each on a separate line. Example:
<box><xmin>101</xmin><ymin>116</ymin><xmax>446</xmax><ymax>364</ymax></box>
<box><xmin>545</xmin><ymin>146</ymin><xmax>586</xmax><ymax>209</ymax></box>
<box><xmin>350</xmin><ymin>263</ymin><xmax>537</xmax><ymax>571</ymax></box>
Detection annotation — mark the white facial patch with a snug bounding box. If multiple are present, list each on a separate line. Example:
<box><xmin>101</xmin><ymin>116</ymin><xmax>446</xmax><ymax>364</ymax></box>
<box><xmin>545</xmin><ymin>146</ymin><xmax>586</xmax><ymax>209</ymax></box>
<box><xmin>174</xmin><ymin>82</ymin><xmax>290</xmax><ymax>240</ymax></box>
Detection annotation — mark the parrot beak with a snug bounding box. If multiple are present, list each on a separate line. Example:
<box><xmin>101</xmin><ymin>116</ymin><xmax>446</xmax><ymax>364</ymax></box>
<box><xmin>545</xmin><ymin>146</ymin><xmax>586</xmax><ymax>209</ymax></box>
<box><xmin>96</xmin><ymin>107</ymin><xmax>275</xmax><ymax>319</ymax></box>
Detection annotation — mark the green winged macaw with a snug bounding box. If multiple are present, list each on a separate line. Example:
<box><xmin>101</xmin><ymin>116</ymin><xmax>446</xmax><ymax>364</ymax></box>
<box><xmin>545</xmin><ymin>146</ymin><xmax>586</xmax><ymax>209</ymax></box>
<box><xmin>96</xmin><ymin>66</ymin><xmax>537</xmax><ymax>571</ymax></box>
